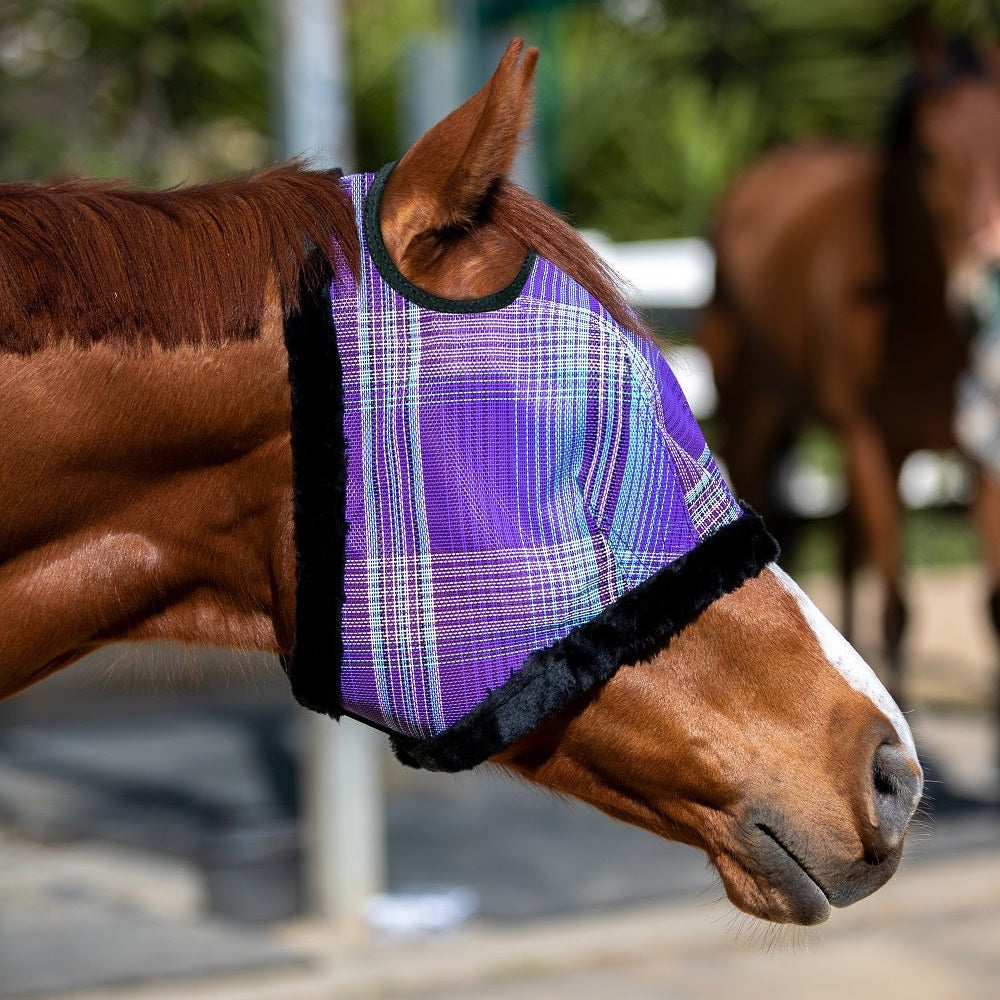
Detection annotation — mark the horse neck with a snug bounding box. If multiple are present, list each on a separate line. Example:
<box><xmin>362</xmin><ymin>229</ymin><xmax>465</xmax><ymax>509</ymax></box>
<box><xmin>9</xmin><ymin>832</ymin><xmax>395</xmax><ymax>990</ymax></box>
<box><xmin>0</xmin><ymin>306</ymin><xmax>296</xmax><ymax>697</ymax></box>
<box><xmin>879</xmin><ymin>149</ymin><xmax>947</xmax><ymax>295</ymax></box>
<box><xmin>877</xmin><ymin>148</ymin><xmax>952</xmax><ymax>343</ymax></box>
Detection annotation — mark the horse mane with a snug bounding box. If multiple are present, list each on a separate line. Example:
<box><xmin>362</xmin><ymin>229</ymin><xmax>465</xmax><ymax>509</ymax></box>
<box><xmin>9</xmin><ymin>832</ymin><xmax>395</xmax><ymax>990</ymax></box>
<box><xmin>491</xmin><ymin>180</ymin><xmax>648</xmax><ymax>339</ymax></box>
<box><xmin>882</xmin><ymin>35</ymin><xmax>988</xmax><ymax>155</ymax></box>
<box><xmin>0</xmin><ymin>162</ymin><xmax>644</xmax><ymax>354</ymax></box>
<box><xmin>0</xmin><ymin>163</ymin><xmax>360</xmax><ymax>354</ymax></box>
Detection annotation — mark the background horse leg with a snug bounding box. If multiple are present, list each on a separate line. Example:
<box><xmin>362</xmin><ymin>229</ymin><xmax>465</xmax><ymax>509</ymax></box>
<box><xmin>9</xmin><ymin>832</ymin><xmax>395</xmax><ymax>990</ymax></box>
<box><xmin>971</xmin><ymin>471</ymin><xmax>1000</xmax><ymax>764</ymax></box>
<box><xmin>700</xmin><ymin>305</ymin><xmax>798</xmax><ymax>554</ymax></box>
<box><xmin>842</xmin><ymin>418</ymin><xmax>908</xmax><ymax>703</ymax></box>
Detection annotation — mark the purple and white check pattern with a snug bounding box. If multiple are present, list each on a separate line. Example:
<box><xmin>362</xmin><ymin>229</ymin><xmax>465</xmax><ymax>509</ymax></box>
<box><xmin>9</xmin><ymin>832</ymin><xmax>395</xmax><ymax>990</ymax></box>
<box><xmin>332</xmin><ymin>172</ymin><xmax>743</xmax><ymax>739</ymax></box>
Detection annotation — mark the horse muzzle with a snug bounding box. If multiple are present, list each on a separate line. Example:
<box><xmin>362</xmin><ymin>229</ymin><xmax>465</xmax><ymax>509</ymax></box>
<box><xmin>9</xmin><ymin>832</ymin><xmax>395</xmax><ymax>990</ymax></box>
<box><xmin>720</xmin><ymin>735</ymin><xmax>922</xmax><ymax>925</ymax></box>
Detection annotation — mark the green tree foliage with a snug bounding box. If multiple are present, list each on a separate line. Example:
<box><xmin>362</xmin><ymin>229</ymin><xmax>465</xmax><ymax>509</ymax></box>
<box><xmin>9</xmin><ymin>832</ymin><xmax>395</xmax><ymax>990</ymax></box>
<box><xmin>347</xmin><ymin>0</ymin><xmax>441</xmax><ymax>171</ymax></box>
<box><xmin>0</xmin><ymin>0</ymin><xmax>270</xmax><ymax>183</ymax></box>
<box><xmin>552</xmin><ymin>0</ymin><xmax>1000</xmax><ymax>237</ymax></box>
<box><xmin>0</xmin><ymin>0</ymin><xmax>998</xmax><ymax>236</ymax></box>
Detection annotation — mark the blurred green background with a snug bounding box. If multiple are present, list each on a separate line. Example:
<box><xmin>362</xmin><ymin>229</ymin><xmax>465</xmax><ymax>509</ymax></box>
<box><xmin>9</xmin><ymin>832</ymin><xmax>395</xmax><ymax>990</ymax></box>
<box><xmin>1</xmin><ymin>0</ymin><xmax>994</xmax><ymax>571</ymax></box>
<box><xmin>1</xmin><ymin>0</ymin><xmax>997</xmax><ymax>240</ymax></box>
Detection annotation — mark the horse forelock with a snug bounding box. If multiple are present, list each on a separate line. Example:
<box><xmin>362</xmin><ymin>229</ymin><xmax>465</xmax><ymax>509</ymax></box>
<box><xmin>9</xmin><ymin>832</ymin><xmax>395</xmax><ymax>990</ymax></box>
<box><xmin>882</xmin><ymin>35</ymin><xmax>991</xmax><ymax>154</ymax></box>
<box><xmin>0</xmin><ymin>163</ymin><xmax>360</xmax><ymax>354</ymax></box>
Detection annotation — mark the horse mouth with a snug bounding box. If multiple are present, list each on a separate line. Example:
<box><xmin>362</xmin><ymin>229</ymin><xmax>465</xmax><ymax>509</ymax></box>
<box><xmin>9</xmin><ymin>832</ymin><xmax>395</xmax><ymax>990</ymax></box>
<box><xmin>753</xmin><ymin>823</ymin><xmax>832</xmax><ymax>923</ymax></box>
<box><xmin>717</xmin><ymin>820</ymin><xmax>833</xmax><ymax>925</ymax></box>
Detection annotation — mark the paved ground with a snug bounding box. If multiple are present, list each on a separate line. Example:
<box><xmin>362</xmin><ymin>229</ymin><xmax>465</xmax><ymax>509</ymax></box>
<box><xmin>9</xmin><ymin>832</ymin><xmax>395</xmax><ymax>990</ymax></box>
<box><xmin>400</xmin><ymin>846</ymin><xmax>1000</xmax><ymax>1000</ymax></box>
<box><xmin>0</xmin><ymin>566</ymin><xmax>998</xmax><ymax>999</ymax></box>
<box><xmin>10</xmin><ymin>811</ymin><xmax>999</xmax><ymax>1000</ymax></box>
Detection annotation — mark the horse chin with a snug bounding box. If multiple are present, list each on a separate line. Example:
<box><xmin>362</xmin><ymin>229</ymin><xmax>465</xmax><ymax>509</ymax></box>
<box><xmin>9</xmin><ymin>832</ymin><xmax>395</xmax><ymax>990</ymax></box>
<box><xmin>711</xmin><ymin>813</ymin><xmax>906</xmax><ymax>926</ymax></box>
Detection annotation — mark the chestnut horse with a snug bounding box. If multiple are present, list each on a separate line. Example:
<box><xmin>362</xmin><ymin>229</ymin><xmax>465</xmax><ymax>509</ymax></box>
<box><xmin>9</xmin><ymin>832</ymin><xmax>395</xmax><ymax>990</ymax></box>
<box><xmin>0</xmin><ymin>42</ymin><xmax>920</xmax><ymax>926</ymax></box>
<box><xmin>700</xmin><ymin>34</ymin><xmax>1000</xmax><ymax>714</ymax></box>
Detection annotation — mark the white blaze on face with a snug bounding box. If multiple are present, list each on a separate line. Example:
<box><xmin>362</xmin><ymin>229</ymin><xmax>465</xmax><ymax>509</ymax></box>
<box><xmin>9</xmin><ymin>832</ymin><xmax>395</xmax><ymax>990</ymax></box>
<box><xmin>767</xmin><ymin>564</ymin><xmax>919</xmax><ymax>764</ymax></box>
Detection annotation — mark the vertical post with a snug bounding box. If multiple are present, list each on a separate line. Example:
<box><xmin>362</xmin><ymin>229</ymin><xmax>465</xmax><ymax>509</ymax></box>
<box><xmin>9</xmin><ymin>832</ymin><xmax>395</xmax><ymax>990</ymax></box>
<box><xmin>302</xmin><ymin>715</ymin><xmax>385</xmax><ymax>927</ymax></box>
<box><xmin>536</xmin><ymin>0</ymin><xmax>563</xmax><ymax>209</ymax></box>
<box><xmin>276</xmin><ymin>0</ymin><xmax>384</xmax><ymax>927</ymax></box>
<box><xmin>278</xmin><ymin>0</ymin><xmax>354</xmax><ymax>169</ymax></box>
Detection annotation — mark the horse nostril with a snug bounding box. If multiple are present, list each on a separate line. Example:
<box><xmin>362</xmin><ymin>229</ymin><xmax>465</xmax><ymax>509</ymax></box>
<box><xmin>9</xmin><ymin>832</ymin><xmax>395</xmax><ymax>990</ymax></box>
<box><xmin>869</xmin><ymin>741</ymin><xmax>922</xmax><ymax>854</ymax></box>
<box><xmin>872</xmin><ymin>757</ymin><xmax>898</xmax><ymax>798</ymax></box>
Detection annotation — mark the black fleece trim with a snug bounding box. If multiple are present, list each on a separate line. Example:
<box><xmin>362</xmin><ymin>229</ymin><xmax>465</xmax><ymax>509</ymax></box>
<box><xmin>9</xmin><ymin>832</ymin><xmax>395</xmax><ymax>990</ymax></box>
<box><xmin>390</xmin><ymin>508</ymin><xmax>778</xmax><ymax>772</ymax></box>
<box><xmin>281</xmin><ymin>254</ymin><xmax>348</xmax><ymax>718</ymax></box>
<box><xmin>364</xmin><ymin>162</ymin><xmax>537</xmax><ymax>314</ymax></box>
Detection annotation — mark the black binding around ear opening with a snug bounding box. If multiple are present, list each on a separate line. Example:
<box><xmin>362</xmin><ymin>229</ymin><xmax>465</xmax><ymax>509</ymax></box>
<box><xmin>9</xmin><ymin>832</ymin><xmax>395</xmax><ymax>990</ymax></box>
<box><xmin>364</xmin><ymin>161</ymin><xmax>536</xmax><ymax>315</ymax></box>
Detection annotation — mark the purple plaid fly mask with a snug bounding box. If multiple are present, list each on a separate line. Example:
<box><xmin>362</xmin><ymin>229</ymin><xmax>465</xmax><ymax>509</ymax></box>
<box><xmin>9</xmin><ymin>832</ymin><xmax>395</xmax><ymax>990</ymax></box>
<box><xmin>283</xmin><ymin>165</ymin><xmax>778</xmax><ymax>771</ymax></box>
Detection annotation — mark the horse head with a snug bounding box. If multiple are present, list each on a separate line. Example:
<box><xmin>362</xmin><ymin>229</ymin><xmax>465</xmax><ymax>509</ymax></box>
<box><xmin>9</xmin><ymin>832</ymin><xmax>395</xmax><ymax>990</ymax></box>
<box><xmin>885</xmin><ymin>26</ymin><xmax>1000</xmax><ymax>318</ymax></box>
<box><xmin>349</xmin><ymin>41</ymin><xmax>923</xmax><ymax>926</ymax></box>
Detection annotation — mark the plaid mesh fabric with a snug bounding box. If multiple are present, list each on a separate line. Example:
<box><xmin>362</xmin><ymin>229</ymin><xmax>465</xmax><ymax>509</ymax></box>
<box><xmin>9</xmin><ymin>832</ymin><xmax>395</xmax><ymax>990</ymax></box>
<box><xmin>332</xmin><ymin>170</ymin><xmax>744</xmax><ymax>740</ymax></box>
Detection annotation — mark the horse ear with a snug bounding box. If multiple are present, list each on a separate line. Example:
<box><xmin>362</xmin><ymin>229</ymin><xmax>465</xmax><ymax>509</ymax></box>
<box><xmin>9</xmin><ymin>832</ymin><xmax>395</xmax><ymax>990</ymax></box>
<box><xmin>379</xmin><ymin>38</ymin><xmax>538</xmax><ymax>271</ymax></box>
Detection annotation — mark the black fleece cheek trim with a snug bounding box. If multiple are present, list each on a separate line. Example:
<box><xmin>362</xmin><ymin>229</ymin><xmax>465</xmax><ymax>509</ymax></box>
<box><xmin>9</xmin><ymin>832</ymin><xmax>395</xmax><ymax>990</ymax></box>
<box><xmin>391</xmin><ymin>507</ymin><xmax>778</xmax><ymax>772</ymax></box>
<box><xmin>281</xmin><ymin>255</ymin><xmax>348</xmax><ymax>718</ymax></box>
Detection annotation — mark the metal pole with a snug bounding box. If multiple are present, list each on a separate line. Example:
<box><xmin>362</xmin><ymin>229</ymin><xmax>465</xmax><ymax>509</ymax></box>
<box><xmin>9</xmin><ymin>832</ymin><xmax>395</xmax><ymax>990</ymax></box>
<box><xmin>302</xmin><ymin>714</ymin><xmax>385</xmax><ymax>927</ymax></box>
<box><xmin>278</xmin><ymin>0</ymin><xmax>354</xmax><ymax>169</ymax></box>
<box><xmin>276</xmin><ymin>0</ymin><xmax>384</xmax><ymax>927</ymax></box>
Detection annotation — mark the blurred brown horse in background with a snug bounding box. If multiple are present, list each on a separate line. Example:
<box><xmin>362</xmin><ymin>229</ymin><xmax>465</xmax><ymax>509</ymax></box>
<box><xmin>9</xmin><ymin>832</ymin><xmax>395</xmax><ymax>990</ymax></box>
<box><xmin>701</xmin><ymin>31</ymin><xmax>1000</xmax><ymax>723</ymax></box>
